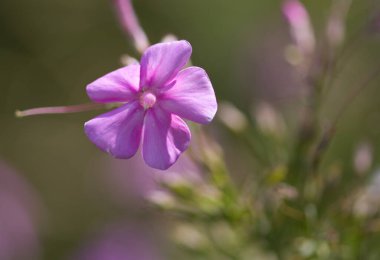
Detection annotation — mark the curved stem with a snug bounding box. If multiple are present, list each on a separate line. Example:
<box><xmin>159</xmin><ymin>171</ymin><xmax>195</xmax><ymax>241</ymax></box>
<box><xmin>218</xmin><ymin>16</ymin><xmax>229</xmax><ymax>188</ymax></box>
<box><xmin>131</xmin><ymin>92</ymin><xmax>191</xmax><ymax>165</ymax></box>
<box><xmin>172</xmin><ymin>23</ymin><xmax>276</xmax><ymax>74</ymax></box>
<box><xmin>310</xmin><ymin>67</ymin><xmax>380</xmax><ymax>173</ymax></box>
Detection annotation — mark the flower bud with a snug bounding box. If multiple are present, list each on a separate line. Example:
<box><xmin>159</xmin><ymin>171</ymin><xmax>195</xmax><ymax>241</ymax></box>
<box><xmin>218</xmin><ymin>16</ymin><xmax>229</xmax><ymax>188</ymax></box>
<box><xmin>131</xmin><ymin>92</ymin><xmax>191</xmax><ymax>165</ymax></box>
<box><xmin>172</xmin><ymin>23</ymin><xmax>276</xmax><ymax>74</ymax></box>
<box><xmin>146</xmin><ymin>191</ymin><xmax>176</xmax><ymax>209</ymax></box>
<box><xmin>253</xmin><ymin>102</ymin><xmax>285</xmax><ymax>137</ymax></box>
<box><xmin>353</xmin><ymin>142</ymin><xmax>373</xmax><ymax>175</ymax></box>
<box><xmin>161</xmin><ymin>34</ymin><xmax>178</xmax><ymax>43</ymax></box>
<box><xmin>326</xmin><ymin>0</ymin><xmax>352</xmax><ymax>48</ymax></box>
<box><xmin>113</xmin><ymin>0</ymin><xmax>149</xmax><ymax>53</ymax></box>
<box><xmin>173</xmin><ymin>224</ymin><xmax>209</xmax><ymax>251</ymax></box>
<box><xmin>282</xmin><ymin>0</ymin><xmax>315</xmax><ymax>58</ymax></box>
<box><xmin>218</xmin><ymin>102</ymin><xmax>248</xmax><ymax>133</ymax></box>
<box><xmin>120</xmin><ymin>54</ymin><xmax>139</xmax><ymax>66</ymax></box>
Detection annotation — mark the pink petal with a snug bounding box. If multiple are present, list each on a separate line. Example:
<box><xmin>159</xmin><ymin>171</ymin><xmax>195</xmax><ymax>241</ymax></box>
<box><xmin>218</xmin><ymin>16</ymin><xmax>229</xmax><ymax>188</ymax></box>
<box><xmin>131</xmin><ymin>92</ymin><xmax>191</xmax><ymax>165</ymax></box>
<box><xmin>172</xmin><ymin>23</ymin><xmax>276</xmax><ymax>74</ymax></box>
<box><xmin>86</xmin><ymin>64</ymin><xmax>140</xmax><ymax>103</ymax></box>
<box><xmin>140</xmin><ymin>41</ymin><xmax>192</xmax><ymax>89</ymax></box>
<box><xmin>142</xmin><ymin>107</ymin><xmax>191</xmax><ymax>170</ymax></box>
<box><xmin>160</xmin><ymin>67</ymin><xmax>217</xmax><ymax>124</ymax></box>
<box><xmin>84</xmin><ymin>101</ymin><xmax>144</xmax><ymax>159</ymax></box>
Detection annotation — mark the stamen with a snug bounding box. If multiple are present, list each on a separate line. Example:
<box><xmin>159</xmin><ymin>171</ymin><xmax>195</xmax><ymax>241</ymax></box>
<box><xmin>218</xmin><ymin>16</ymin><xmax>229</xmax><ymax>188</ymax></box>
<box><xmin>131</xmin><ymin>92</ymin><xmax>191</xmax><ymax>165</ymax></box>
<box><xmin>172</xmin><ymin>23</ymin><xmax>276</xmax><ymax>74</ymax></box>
<box><xmin>139</xmin><ymin>92</ymin><xmax>156</xmax><ymax>109</ymax></box>
<box><xmin>15</xmin><ymin>103</ymin><xmax>107</xmax><ymax>118</ymax></box>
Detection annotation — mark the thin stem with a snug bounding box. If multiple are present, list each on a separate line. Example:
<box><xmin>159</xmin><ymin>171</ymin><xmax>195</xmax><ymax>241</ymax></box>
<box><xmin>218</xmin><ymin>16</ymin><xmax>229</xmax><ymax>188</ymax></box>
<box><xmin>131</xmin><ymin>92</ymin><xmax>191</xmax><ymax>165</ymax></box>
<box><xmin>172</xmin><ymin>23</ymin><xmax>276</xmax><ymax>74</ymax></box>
<box><xmin>290</xmin><ymin>1</ymin><xmax>374</xmax><ymax>184</ymax></box>
<box><xmin>113</xmin><ymin>0</ymin><xmax>149</xmax><ymax>54</ymax></box>
<box><xmin>334</xmin><ymin>67</ymin><xmax>380</xmax><ymax>127</ymax></box>
<box><xmin>323</xmin><ymin>29</ymin><xmax>365</xmax><ymax>94</ymax></box>
<box><xmin>15</xmin><ymin>103</ymin><xmax>106</xmax><ymax>118</ymax></box>
<box><xmin>310</xmin><ymin>67</ymin><xmax>380</xmax><ymax>172</ymax></box>
<box><xmin>323</xmin><ymin>3</ymin><xmax>373</xmax><ymax>94</ymax></box>
<box><xmin>287</xmin><ymin>79</ymin><xmax>322</xmax><ymax>189</ymax></box>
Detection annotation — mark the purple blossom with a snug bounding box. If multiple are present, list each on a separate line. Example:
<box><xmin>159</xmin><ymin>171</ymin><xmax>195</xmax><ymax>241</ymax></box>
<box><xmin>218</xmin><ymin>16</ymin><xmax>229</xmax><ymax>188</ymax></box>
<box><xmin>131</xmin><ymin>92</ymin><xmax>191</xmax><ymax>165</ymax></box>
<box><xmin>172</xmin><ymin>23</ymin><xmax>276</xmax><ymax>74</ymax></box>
<box><xmin>85</xmin><ymin>40</ymin><xmax>217</xmax><ymax>170</ymax></box>
<box><xmin>70</xmin><ymin>224</ymin><xmax>162</xmax><ymax>260</ymax></box>
<box><xmin>103</xmin><ymin>153</ymin><xmax>203</xmax><ymax>205</ymax></box>
<box><xmin>0</xmin><ymin>161</ymin><xmax>42</xmax><ymax>260</ymax></box>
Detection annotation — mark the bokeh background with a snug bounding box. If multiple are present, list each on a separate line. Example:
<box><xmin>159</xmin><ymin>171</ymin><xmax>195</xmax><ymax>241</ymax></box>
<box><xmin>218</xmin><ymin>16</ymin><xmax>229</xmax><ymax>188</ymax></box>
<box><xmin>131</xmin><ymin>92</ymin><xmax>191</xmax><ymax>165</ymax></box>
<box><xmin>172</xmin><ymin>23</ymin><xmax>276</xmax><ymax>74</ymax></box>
<box><xmin>1</xmin><ymin>0</ymin><xmax>380</xmax><ymax>259</ymax></box>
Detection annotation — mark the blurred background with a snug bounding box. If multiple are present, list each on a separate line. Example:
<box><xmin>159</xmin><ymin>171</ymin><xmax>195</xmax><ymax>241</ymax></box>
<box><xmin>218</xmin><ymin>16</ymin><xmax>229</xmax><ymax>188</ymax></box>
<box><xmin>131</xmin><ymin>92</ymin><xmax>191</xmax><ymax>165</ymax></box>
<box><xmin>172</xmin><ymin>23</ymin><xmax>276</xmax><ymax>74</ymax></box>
<box><xmin>1</xmin><ymin>0</ymin><xmax>380</xmax><ymax>259</ymax></box>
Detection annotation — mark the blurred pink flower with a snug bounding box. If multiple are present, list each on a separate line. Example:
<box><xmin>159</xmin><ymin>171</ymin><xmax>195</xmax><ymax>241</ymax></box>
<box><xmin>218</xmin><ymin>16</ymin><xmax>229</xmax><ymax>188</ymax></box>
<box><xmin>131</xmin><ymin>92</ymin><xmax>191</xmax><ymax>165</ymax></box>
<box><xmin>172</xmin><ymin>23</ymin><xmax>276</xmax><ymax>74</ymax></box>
<box><xmin>113</xmin><ymin>0</ymin><xmax>149</xmax><ymax>53</ymax></box>
<box><xmin>0</xmin><ymin>161</ymin><xmax>42</xmax><ymax>260</ymax></box>
<box><xmin>70</xmin><ymin>224</ymin><xmax>162</xmax><ymax>260</ymax></box>
<box><xmin>354</xmin><ymin>170</ymin><xmax>380</xmax><ymax>217</ymax></box>
<box><xmin>103</xmin><ymin>153</ymin><xmax>202</xmax><ymax>205</ymax></box>
<box><xmin>282</xmin><ymin>0</ymin><xmax>315</xmax><ymax>57</ymax></box>
<box><xmin>85</xmin><ymin>40</ymin><xmax>217</xmax><ymax>170</ymax></box>
<box><xmin>353</xmin><ymin>142</ymin><xmax>373</xmax><ymax>175</ymax></box>
<box><xmin>370</xmin><ymin>11</ymin><xmax>380</xmax><ymax>34</ymax></box>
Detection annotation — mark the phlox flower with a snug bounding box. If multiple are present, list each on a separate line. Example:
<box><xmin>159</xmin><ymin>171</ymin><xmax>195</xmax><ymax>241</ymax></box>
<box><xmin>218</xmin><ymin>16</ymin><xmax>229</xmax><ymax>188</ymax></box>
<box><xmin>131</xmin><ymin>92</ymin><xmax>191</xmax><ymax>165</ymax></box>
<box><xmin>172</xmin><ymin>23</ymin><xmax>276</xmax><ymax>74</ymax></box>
<box><xmin>85</xmin><ymin>40</ymin><xmax>217</xmax><ymax>170</ymax></box>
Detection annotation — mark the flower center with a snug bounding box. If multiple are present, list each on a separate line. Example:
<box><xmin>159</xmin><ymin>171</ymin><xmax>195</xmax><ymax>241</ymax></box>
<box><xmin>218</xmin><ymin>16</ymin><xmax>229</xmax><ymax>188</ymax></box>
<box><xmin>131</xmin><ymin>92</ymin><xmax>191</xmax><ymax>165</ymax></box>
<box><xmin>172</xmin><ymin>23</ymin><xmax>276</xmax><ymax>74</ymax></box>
<box><xmin>139</xmin><ymin>91</ymin><xmax>157</xmax><ymax>109</ymax></box>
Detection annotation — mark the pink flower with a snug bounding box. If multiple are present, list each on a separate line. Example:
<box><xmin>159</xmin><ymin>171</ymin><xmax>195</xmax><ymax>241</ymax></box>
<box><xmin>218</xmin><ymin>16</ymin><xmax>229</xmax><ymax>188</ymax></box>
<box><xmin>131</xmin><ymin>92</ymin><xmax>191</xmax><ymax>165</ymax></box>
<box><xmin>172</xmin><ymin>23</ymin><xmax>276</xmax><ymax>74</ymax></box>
<box><xmin>71</xmin><ymin>223</ymin><xmax>162</xmax><ymax>260</ymax></box>
<box><xmin>0</xmin><ymin>161</ymin><xmax>42</xmax><ymax>260</ymax></box>
<box><xmin>85</xmin><ymin>40</ymin><xmax>217</xmax><ymax>170</ymax></box>
<box><xmin>282</xmin><ymin>0</ymin><xmax>315</xmax><ymax>57</ymax></box>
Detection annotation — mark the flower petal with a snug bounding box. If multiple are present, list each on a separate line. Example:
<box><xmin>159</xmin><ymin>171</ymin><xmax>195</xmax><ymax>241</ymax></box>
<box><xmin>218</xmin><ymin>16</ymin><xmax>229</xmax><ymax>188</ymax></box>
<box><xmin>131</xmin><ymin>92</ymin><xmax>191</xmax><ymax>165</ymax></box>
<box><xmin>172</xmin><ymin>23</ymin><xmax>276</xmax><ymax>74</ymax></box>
<box><xmin>142</xmin><ymin>107</ymin><xmax>191</xmax><ymax>170</ymax></box>
<box><xmin>140</xmin><ymin>40</ymin><xmax>192</xmax><ymax>89</ymax></box>
<box><xmin>160</xmin><ymin>67</ymin><xmax>217</xmax><ymax>124</ymax></box>
<box><xmin>84</xmin><ymin>101</ymin><xmax>144</xmax><ymax>159</ymax></box>
<box><xmin>87</xmin><ymin>64</ymin><xmax>140</xmax><ymax>103</ymax></box>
